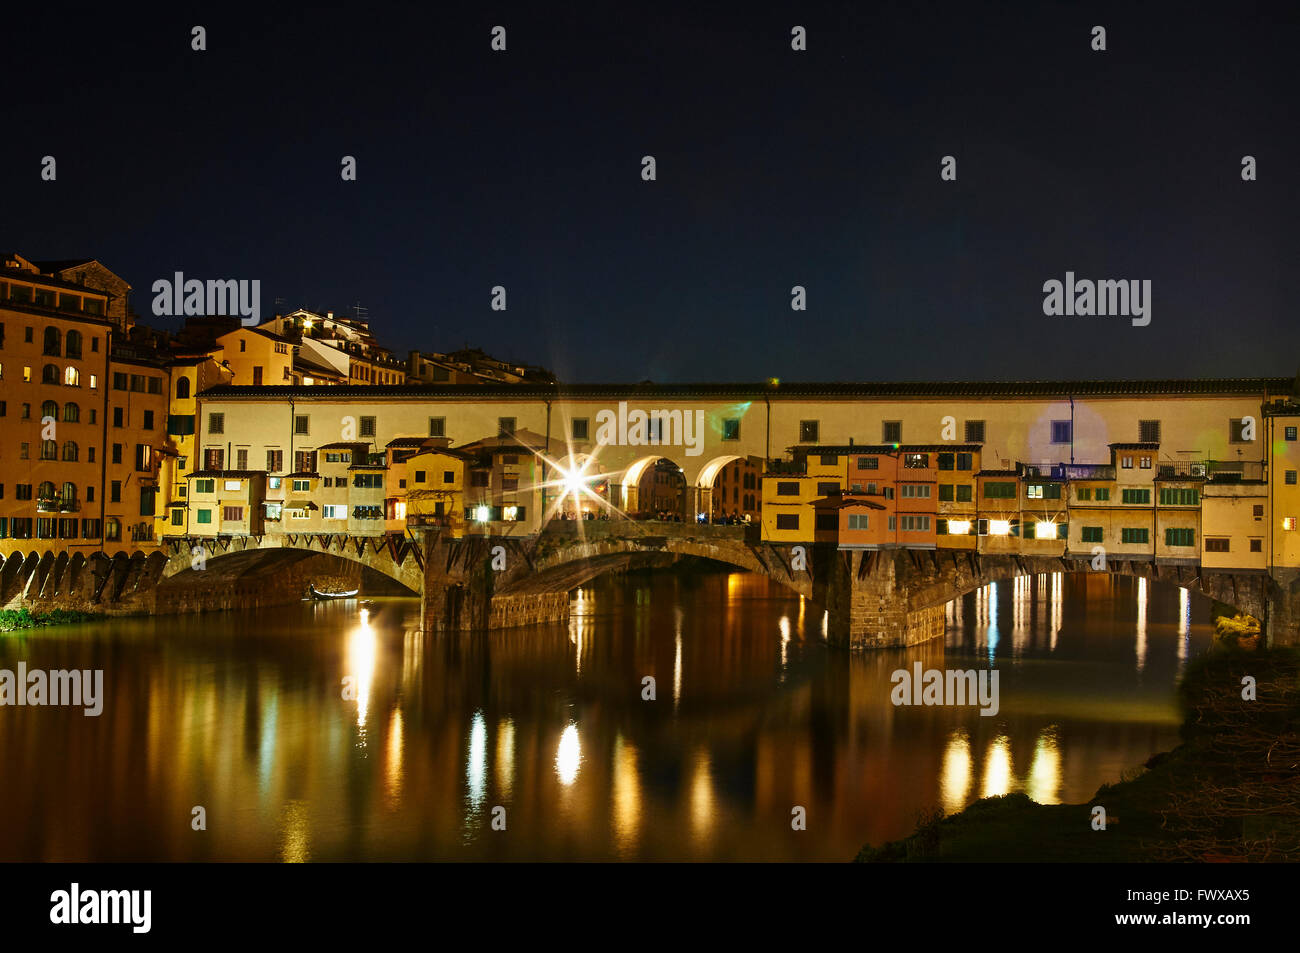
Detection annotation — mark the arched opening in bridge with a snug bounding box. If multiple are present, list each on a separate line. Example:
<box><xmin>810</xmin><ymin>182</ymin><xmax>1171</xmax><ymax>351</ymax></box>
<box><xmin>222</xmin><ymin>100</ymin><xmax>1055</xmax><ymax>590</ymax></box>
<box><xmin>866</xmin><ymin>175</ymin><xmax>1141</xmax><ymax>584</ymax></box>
<box><xmin>695</xmin><ymin>454</ymin><xmax>762</xmax><ymax>525</ymax></box>
<box><xmin>543</xmin><ymin>452</ymin><xmax>613</xmax><ymax>522</ymax></box>
<box><xmin>614</xmin><ymin>455</ymin><xmax>689</xmax><ymax>522</ymax></box>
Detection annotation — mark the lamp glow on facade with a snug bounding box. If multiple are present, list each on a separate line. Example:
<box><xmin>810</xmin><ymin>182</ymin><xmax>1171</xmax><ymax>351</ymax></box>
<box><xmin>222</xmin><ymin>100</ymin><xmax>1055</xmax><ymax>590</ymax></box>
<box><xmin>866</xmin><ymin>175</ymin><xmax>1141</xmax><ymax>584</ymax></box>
<box><xmin>948</xmin><ymin>519</ymin><xmax>972</xmax><ymax>535</ymax></box>
<box><xmin>474</xmin><ymin>505</ymin><xmax>491</xmax><ymax>523</ymax></box>
<box><xmin>1034</xmin><ymin>520</ymin><xmax>1056</xmax><ymax>539</ymax></box>
<box><xmin>989</xmin><ymin>519</ymin><xmax>1011</xmax><ymax>536</ymax></box>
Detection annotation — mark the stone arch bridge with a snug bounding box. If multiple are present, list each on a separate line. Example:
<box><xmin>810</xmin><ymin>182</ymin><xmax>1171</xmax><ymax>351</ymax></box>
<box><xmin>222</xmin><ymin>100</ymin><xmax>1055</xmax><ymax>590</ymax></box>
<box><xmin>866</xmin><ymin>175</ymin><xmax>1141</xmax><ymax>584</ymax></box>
<box><xmin>5</xmin><ymin>524</ymin><xmax>1297</xmax><ymax>647</ymax></box>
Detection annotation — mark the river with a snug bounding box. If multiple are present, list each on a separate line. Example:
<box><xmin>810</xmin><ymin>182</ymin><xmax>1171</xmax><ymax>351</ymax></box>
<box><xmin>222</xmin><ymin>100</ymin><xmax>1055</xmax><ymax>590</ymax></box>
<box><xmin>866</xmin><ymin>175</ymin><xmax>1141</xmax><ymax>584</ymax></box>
<box><xmin>0</xmin><ymin>570</ymin><xmax>1209</xmax><ymax>861</ymax></box>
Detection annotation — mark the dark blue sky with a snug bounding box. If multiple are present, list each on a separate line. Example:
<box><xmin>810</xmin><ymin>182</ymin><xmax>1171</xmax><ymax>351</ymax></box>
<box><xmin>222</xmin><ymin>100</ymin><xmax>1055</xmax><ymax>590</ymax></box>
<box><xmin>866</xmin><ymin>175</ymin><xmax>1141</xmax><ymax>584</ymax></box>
<box><xmin>8</xmin><ymin>1</ymin><xmax>1297</xmax><ymax>382</ymax></box>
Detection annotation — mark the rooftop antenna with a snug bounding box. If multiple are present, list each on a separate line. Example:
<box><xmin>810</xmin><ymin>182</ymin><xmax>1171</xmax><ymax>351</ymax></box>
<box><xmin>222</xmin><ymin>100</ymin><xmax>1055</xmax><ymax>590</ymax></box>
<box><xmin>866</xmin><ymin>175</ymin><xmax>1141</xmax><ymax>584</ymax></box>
<box><xmin>352</xmin><ymin>301</ymin><xmax>369</xmax><ymax>324</ymax></box>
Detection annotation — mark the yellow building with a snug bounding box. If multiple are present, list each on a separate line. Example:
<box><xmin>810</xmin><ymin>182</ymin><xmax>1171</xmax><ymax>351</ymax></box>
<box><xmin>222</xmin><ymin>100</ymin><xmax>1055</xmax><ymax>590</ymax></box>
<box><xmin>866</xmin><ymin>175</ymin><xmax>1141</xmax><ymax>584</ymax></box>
<box><xmin>1265</xmin><ymin>400</ymin><xmax>1300</xmax><ymax>571</ymax></box>
<box><xmin>402</xmin><ymin>442</ymin><xmax>468</xmax><ymax>537</ymax></box>
<box><xmin>214</xmin><ymin>327</ymin><xmax>294</xmax><ymax>386</ymax></box>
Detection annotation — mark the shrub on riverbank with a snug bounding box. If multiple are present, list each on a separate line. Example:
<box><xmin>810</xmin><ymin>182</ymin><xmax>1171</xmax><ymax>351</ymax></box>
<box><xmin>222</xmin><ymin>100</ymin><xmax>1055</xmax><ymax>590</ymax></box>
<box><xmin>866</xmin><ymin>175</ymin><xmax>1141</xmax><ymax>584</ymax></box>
<box><xmin>0</xmin><ymin>608</ymin><xmax>100</xmax><ymax>633</ymax></box>
<box><xmin>855</xmin><ymin>647</ymin><xmax>1300</xmax><ymax>862</ymax></box>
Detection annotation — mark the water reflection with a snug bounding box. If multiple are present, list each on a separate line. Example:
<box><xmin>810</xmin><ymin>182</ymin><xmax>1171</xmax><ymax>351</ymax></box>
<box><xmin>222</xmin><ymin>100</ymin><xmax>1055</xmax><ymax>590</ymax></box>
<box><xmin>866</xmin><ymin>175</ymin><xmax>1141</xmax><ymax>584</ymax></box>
<box><xmin>0</xmin><ymin>571</ymin><xmax>1212</xmax><ymax>861</ymax></box>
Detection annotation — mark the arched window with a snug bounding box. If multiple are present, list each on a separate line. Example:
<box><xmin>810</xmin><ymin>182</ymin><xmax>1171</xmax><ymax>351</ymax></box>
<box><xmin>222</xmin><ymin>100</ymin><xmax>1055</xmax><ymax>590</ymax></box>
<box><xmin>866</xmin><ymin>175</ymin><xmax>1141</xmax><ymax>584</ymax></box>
<box><xmin>62</xmin><ymin>482</ymin><xmax>77</xmax><ymax>502</ymax></box>
<box><xmin>65</xmin><ymin>330</ymin><xmax>82</xmax><ymax>358</ymax></box>
<box><xmin>37</xmin><ymin>481</ymin><xmax>56</xmax><ymax>501</ymax></box>
<box><xmin>43</xmin><ymin>327</ymin><xmax>61</xmax><ymax>356</ymax></box>
<box><xmin>40</xmin><ymin>440</ymin><xmax>58</xmax><ymax>460</ymax></box>
<box><xmin>106</xmin><ymin>518</ymin><xmax>121</xmax><ymax>541</ymax></box>
<box><xmin>176</xmin><ymin>376</ymin><xmax>191</xmax><ymax>399</ymax></box>
<box><xmin>64</xmin><ymin>366</ymin><xmax>80</xmax><ymax>386</ymax></box>
<box><xmin>42</xmin><ymin>364</ymin><xmax>60</xmax><ymax>384</ymax></box>
<box><xmin>41</xmin><ymin>400</ymin><xmax>59</xmax><ymax>421</ymax></box>
<box><xmin>62</xmin><ymin>402</ymin><xmax>79</xmax><ymax>422</ymax></box>
<box><xmin>62</xmin><ymin>441</ymin><xmax>78</xmax><ymax>461</ymax></box>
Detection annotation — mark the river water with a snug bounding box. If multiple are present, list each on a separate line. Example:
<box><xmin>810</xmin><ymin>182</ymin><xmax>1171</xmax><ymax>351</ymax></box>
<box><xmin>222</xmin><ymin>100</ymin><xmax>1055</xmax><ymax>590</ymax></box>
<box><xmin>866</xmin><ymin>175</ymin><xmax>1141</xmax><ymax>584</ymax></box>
<box><xmin>0</xmin><ymin>570</ymin><xmax>1208</xmax><ymax>861</ymax></box>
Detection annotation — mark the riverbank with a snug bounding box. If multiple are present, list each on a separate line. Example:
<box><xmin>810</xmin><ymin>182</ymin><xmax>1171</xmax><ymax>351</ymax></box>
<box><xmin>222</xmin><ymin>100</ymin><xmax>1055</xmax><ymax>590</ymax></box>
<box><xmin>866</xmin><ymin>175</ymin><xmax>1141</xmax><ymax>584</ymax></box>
<box><xmin>855</xmin><ymin>647</ymin><xmax>1300</xmax><ymax>862</ymax></box>
<box><xmin>0</xmin><ymin>608</ymin><xmax>102</xmax><ymax>633</ymax></box>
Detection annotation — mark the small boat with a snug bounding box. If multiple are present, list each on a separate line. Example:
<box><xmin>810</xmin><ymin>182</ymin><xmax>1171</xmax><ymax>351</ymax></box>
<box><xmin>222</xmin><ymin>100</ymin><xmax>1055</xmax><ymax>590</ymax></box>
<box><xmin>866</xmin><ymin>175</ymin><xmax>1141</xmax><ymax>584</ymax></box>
<box><xmin>310</xmin><ymin>584</ymin><xmax>360</xmax><ymax>600</ymax></box>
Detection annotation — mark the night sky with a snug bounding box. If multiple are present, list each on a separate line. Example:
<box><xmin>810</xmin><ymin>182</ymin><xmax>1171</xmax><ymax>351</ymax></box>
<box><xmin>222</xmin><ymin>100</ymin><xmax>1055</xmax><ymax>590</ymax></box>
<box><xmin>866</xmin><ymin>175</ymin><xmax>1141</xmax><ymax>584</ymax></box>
<box><xmin>8</xmin><ymin>1</ymin><xmax>1298</xmax><ymax>383</ymax></box>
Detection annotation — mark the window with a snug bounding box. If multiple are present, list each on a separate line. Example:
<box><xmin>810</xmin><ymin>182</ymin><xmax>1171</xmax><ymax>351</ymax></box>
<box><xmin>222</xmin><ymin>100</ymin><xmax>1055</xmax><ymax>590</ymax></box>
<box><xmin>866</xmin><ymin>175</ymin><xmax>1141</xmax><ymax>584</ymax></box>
<box><xmin>819</xmin><ymin>454</ymin><xmax>839</xmax><ymax>466</ymax></box>
<box><xmin>43</xmin><ymin>327</ymin><xmax>61</xmax><ymax>355</ymax></box>
<box><xmin>360</xmin><ymin>416</ymin><xmax>376</xmax><ymax>437</ymax></box>
<box><xmin>196</xmin><ymin>509</ymin><xmax>212</xmax><ymax>525</ymax></box>
<box><xmin>900</xmin><ymin>484</ymin><xmax>931</xmax><ymax>498</ymax></box>
<box><xmin>136</xmin><ymin>444</ymin><xmax>152</xmax><ymax>472</ymax></box>
<box><xmin>1205</xmin><ymin>538</ymin><xmax>1230</xmax><ymax>553</ymax></box>
<box><xmin>1165</xmin><ymin>527</ymin><xmax>1195</xmax><ymax>547</ymax></box>
<box><xmin>721</xmin><ymin>418</ymin><xmax>739</xmax><ymax>441</ymax></box>
<box><xmin>502</xmin><ymin>477</ymin><xmax>519</xmax><ymax>492</ymax></box>
<box><xmin>443</xmin><ymin>471</ymin><xmax>456</xmax><ymax>484</ymax></box>
<box><xmin>62</xmin><ymin>441</ymin><xmax>78</xmax><ymax>461</ymax></box>
<box><xmin>939</xmin><ymin>484</ymin><xmax>954</xmax><ymax>502</ymax></box>
<box><xmin>1139</xmin><ymin>420</ymin><xmax>1161</xmax><ymax>444</ymax></box>
<box><xmin>1159</xmin><ymin>488</ymin><xmax>1199</xmax><ymax>505</ymax></box>
<box><xmin>40</xmin><ymin>439</ymin><xmax>58</xmax><ymax>460</ymax></box>
<box><xmin>1077</xmin><ymin>487</ymin><xmax>1092</xmax><ymax>501</ymax></box>
<box><xmin>573</xmin><ymin>418</ymin><xmax>590</xmax><ymax>441</ymax></box>
<box><xmin>1253</xmin><ymin>504</ymin><xmax>1264</xmax><ymax>519</ymax></box>
<box><xmin>938</xmin><ymin>453</ymin><xmax>954</xmax><ymax>471</ymax></box>
<box><xmin>267</xmin><ymin>450</ymin><xmax>283</xmax><ymax>472</ymax></box>
<box><xmin>955</xmin><ymin>485</ymin><xmax>972</xmax><ymax>502</ymax></box>
<box><xmin>1027</xmin><ymin>484</ymin><xmax>1061</xmax><ymax>499</ymax></box>
<box><xmin>498</xmin><ymin>417</ymin><xmax>516</xmax><ymax>436</ymax></box>
<box><xmin>857</xmin><ymin>457</ymin><xmax>878</xmax><ymax>470</ymax></box>
<box><xmin>235</xmin><ymin>449</ymin><xmax>248</xmax><ymax>470</ymax></box>
<box><xmin>775</xmin><ymin>514</ymin><xmax>799</xmax><ymax>530</ymax></box>
<box><xmin>964</xmin><ymin>420</ymin><xmax>985</xmax><ymax>443</ymax></box>
<box><xmin>140</xmin><ymin>488</ymin><xmax>156</xmax><ymax>517</ymax></box>
<box><xmin>292</xmin><ymin>479</ymin><xmax>311</xmax><ymax>492</ymax></box>
<box><xmin>776</xmin><ymin>482</ymin><xmax>800</xmax><ymax>496</ymax></box>
<box><xmin>799</xmin><ymin>420</ymin><xmax>819</xmax><ymax>443</ymax></box>
<box><xmin>62</xmin><ymin>402</ymin><xmax>78</xmax><ymax>422</ymax></box>
<box><xmin>470</xmin><ymin>471</ymin><xmax>489</xmax><ymax>488</ymax></box>
<box><xmin>223</xmin><ymin>480</ymin><xmax>242</xmax><ymax>492</ymax></box>
<box><xmin>147</xmin><ymin>377</ymin><xmax>161</xmax><ymax>394</ymax></box>
<box><xmin>143</xmin><ymin>410</ymin><xmax>154</xmax><ymax>430</ymax></box>
<box><xmin>815</xmin><ymin>513</ymin><xmax>838</xmax><ymax>531</ymax></box>
<box><xmin>956</xmin><ymin>452</ymin><xmax>973</xmax><ymax>471</ymax></box>
<box><xmin>43</xmin><ymin>364</ymin><xmax>60</xmax><ymax>384</ymax></box>
<box><xmin>1139</xmin><ymin>456</ymin><xmax>1151</xmax><ymax>469</ymax></box>
<box><xmin>903</xmin><ymin>453</ymin><xmax>928</xmax><ymax>468</ymax></box>
<box><xmin>353</xmin><ymin>473</ymin><xmax>384</xmax><ymax>489</ymax></box>
<box><xmin>847</xmin><ymin>514</ymin><xmax>869</xmax><ymax>530</ymax></box>
<box><xmin>899</xmin><ymin>515</ymin><xmax>930</xmax><ymax>531</ymax></box>
<box><xmin>195</xmin><ymin>479</ymin><xmax>215</xmax><ymax>493</ymax></box>
<box><xmin>111</xmin><ymin>481</ymin><xmax>121</xmax><ymax>503</ymax></box>
<box><xmin>1081</xmin><ymin>526</ymin><xmax>1103</xmax><ymax>543</ymax></box>
<box><xmin>429</xmin><ymin>417</ymin><xmax>446</xmax><ymax>438</ymax></box>
<box><xmin>1051</xmin><ymin>420</ymin><xmax>1072</xmax><ymax>444</ymax></box>
<box><xmin>1287</xmin><ymin>471</ymin><xmax>1298</xmax><ymax>486</ymax></box>
<box><xmin>1121</xmin><ymin>488</ymin><xmax>1151</xmax><ymax>504</ymax></box>
<box><xmin>42</xmin><ymin>399</ymin><xmax>59</xmax><ymax>420</ymax></box>
<box><xmin>983</xmin><ymin>481</ymin><xmax>1017</xmax><ymax>499</ymax></box>
<box><xmin>1229</xmin><ymin>418</ymin><xmax>1252</xmax><ymax>443</ymax></box>
<box><xmin>177</xmin><ymin>377</ymin><xmax>191</xmax><ymax>399</ymax></box>
<box><xmin>1121</xmin><ymin>528</ymin><xmax>1150</xmax><ymax>544</ymax></box>
<box><xmin>204</xmin><ymin>448</ymin><xmax>224</xmax><ymax>470</ymax></box>
<box><xmin>1250</xmin><ymin>538</ymin><xmax>1263</xmax><ymax>552</ymax></box>
<box><xmin>1095</xmin><ymin>488</ymin><xmax>1110</xmax><ymax>501</ymax></box>
<box><xmin>323</xmin><ymin>505</ymin><xmax>347</xmax><ymax>519</ymax></box>
<box><xmin>294</xmin><ymin>415</ymin><xmax>309</xmax><ymax>435</ymax></box>
<box><xmin>1286</xmin><ymin>426</ymin><xmax>1298</xmax><ymax>441</ymax></box>
<box><xmin>881</xmin><ymin>421</ymin><xmax>901</xmax><ymax>444</ymax></box>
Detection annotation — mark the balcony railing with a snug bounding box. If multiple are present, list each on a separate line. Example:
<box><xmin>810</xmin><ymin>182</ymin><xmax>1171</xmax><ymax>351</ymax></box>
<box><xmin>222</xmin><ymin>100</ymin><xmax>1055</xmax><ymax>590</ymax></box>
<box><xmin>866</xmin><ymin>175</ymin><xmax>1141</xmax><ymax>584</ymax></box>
<box><xmin>1157</xmin><ymin>460</ymin><xmax>1266</xmax><ymax>482</ymax></box>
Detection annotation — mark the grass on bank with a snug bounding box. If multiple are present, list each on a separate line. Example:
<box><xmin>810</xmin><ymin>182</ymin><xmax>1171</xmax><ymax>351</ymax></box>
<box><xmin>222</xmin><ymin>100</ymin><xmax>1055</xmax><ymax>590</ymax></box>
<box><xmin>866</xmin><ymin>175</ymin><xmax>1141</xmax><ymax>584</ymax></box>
<box><xmin>856</xmin><ymin>646</ymin><xmax>1300</xmax><ymax>862</ymax></box>
<box><xmin>0</xmin><ymin>608</ymin><xmax>100</xmax><ymax>633</ymax></box>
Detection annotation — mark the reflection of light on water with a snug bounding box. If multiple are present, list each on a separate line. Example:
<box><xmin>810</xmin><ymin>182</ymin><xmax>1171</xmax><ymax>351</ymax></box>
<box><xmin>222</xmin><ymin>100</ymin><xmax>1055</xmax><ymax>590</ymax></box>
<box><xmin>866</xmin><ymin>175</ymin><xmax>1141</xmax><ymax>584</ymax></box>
<box><xmin>779</xmin><ymin>615</ymin><xmax>790</xmax><ymax>674</ymax></box>
<box><xmin>612</xmin><ymin>735</ymin><xmax>640</xmax><ymax>855</ymax></box>
<box><xmin>468</xmin><ymin>710</ymin><xmax>487</xmax><ymax>808</ymax></box>
<box><xmin>258</xmin><ymin>693</ymin><xmax>278</xmax><ymax>799</ymax></box>
<box><xmin>690</xmin><ymin>749</ymin><xmax>715</xmax><ymax>843</ymax></box>
<box><xmin>798</xmin><ymin>595</ymin><xmax>806</xmax><ymax>632</ymax></box>
<box><xmin>940</xmin><ymin>729</ymin><xmax>972</xmax><ymax>814</ymax></box>
<box><xmin>1135</xmin><ymin>578</ymin><xmax>1148</xmax><ymax>672</ymax></box>
<box><xmin>569</xmin><ymin>612</ymin><xmax>587</xmax><ymax>676</ymax></box>
<box><xmin>981</xmin><ymin>735</ymin><xmax>1013</xmax><ymax>797</ymax></box>
<box><xmin>1050</xmin><ymin>572</ymin><xmax>1063</xmax><ymax>650</ymax></box>
<box><xmin>1024</xmin><ymin>726</ymin><xmax>1061</xmax><ymax>805</ymax></box>
<box><xmin>674</xmin><ymin>607</ymin><xmax>683</xmax><ymax>708</ymax></box>
<box><xmin>348</xmin><ymin>610</ymin><xmax>378</xmax><ymax>738</ymax></box>
<box><xmin>987</xmin><ymin>582</ymin><xmax>1000</xmax><ymax>662</ymax></box>
<box><xmin>556</xmin><ymin>723</ymin><xmax>581</xmax><ymax>786</ymax></box>
<box><xmin>385</xmin><ymin>707</ymin><xmax>404</xmax><ymax>809</ymax></box>
<box><xmin>279</xmin><ymin>799</ymin><xmax>311</xmax><ymax>863</ymax></box>
<box><xmin>1177</xmin><ymin>587</ymin><xmax>1190</xmax><ymax>663</ymax></box>
<box><xmin>821</xmin><ymin>609</ymin><xmax>828</xmax><ymax>640</ymax></box>
<box><xmin>496</xmin><ymin>719</ymin><xmax>515</xmax><ymax>800</ymax></box>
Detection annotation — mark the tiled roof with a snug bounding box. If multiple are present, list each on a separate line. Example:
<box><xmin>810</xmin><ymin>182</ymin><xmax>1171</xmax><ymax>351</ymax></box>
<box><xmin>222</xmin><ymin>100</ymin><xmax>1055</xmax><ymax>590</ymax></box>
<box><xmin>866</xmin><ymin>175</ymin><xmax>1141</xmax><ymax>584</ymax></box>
<box><xmin>196</xmin><ymin>377</ymin><xmax>1295</xmax><ymax>401</ymax></box>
